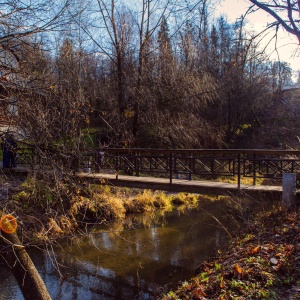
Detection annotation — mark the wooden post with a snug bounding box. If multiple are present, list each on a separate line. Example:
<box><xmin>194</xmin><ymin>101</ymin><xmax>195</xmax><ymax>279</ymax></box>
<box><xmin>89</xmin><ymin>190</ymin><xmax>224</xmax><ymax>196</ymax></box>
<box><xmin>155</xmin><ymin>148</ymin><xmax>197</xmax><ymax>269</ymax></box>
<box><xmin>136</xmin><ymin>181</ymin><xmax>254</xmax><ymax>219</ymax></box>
<box><xmin>0</xmin><ymin>230</ymin><xmax>52</xmax><ymax>300</ymax></box>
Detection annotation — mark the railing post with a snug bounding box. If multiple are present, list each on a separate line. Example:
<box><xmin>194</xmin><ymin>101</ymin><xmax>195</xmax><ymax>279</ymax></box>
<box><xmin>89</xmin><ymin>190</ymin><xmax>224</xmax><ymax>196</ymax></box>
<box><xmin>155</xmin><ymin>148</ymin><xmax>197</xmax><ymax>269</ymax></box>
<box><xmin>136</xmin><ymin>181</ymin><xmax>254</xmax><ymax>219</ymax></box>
<box><xmin>169</xmin><ymin>152</ymin><xmax>173</xmax><ymax>184</ymax></box>
<box><xmin>253</xmin><ymin>154</ymin><xmax>257</xmax><ymax>186</ymax></box>
<box><xmin>135</xmin><ymin>152</ymin><xmax>140</xmax><ymax>177</ymax></box>
<box><xmin>71</xmin><ymin>155</ymin><xmax>79</xmax><ymax>174</ymax></box>
<box><xmin>115</xmin><ymin>152</ymin><xmax>119</xmax><ymax>176</ymax></box>
<box><xmin>237</xmin><ymin>153</ymin><xmax>241</xmax><ymax>189</ymax></box>
<box><xmin>95</xmin><ymin>151</ymin><xmax>100</xmax><ymax>173</ymax></box>
<box><xmin>188</xmin><ymin>153</ymin><xmax>192</xmax><ymax>181</ymax></box>
<box><xmin>32</xmin><ymin>146</ymin><xmax>36</xmax><ymax>174</ymax></box>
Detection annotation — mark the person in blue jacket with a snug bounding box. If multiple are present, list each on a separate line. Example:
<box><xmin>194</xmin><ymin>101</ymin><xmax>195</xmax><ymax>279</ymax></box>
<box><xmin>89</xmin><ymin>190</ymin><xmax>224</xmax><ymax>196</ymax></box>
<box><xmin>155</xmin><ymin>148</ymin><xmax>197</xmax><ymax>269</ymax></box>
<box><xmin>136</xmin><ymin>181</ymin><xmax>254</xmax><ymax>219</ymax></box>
<box><xmin>1</xmin><ymin>134</ymin><xmax>17</xmax><ymax>168</ymax></box>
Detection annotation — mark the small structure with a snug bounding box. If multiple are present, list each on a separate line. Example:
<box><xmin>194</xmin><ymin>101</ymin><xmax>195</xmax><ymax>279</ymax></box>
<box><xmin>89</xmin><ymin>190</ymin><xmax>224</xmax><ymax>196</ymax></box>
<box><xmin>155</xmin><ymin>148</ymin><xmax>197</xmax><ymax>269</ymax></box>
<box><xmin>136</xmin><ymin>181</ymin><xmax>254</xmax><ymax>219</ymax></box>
<box><xmin>282</xmin><ymin>173</ymin><xmax>296</xmax><ymax>209</ymax></box>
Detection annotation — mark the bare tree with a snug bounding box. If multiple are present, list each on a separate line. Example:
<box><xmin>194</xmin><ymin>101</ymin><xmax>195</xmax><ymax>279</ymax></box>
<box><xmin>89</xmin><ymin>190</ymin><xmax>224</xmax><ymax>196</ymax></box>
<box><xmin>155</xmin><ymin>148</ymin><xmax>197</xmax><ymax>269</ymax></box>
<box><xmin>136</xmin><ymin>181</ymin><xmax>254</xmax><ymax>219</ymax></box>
<box><xmin>0</xmin><ymin>0</ymin><xmax>74</xmax><ymax>137</ymax></box>
<box><xmin>248</xmin><ymin>0</ymin><xmax>300</xmax><ymax>43</ymax></box>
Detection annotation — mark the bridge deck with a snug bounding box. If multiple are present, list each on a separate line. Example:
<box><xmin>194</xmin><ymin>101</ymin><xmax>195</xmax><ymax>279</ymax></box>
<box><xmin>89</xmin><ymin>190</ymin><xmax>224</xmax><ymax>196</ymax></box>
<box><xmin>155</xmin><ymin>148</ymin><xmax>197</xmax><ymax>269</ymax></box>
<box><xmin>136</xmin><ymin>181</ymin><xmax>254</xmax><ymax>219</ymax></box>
<box><xmin>0</xmin><ymin>161</ymin><xmax>282</xmax><ymax>198</ymax></box>
<box><xmin>76</xmin><ymin>172</ymin><xmax>282</xmax><ymax>197</ymax></box>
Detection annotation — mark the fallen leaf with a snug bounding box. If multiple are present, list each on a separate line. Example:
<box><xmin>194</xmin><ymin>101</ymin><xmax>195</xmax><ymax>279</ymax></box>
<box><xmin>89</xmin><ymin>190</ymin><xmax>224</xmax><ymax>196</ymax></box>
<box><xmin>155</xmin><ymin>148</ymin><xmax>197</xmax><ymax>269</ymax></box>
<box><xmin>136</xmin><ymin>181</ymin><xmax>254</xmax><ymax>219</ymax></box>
<box><xmin>251</xmin><ymin>246</ymin><xmax>260</xmax><ymax>254</ymax></box>
<box><xmin>192</xmin><ymin>288</ymin><xmax>206</xmax><ymax>299</ymax></box>
<box><xmin>234</xmin><ymin>263</ymin><xmax>243</xmax><ymax>274</ymax></box>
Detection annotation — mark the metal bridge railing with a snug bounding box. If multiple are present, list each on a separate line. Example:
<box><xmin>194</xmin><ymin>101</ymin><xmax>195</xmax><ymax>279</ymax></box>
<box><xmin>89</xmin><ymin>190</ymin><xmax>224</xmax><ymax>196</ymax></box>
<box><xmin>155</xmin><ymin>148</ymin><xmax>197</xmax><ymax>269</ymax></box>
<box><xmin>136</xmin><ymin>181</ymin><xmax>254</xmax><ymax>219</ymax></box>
<box><xmin>12</xmin><ymin>147</ymin><xmax>300</xmax><ymax>189</ymax></box>
<box><xmin>79</xmin><ymin>149</ymin><xmax>300</xmax><ymax>189</ymax></box>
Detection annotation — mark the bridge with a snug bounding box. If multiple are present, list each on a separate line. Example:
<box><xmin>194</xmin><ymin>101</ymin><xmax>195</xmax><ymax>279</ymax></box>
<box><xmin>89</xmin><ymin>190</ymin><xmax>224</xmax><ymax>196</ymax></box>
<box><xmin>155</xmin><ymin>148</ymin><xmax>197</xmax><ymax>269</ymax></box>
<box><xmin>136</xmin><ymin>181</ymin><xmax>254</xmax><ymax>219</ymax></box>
<box><xmin>73</xmin><ymin>148</ymin><xmax>299</xmax><ymax>197</ymax></box>
<box><xmin>8</xmin><ymin>147</ymin><xmax>300</xmax><ymax>197</ymax></box>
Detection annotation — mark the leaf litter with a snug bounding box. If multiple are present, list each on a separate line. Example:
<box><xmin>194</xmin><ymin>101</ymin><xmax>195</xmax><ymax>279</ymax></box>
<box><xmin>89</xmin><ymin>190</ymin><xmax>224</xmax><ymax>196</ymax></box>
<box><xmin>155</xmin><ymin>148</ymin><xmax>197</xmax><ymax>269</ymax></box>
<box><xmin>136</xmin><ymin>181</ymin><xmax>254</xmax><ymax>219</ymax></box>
<box><xmin>161</xmin><ymin>208</ymin><xmax>300</xmax><ymax>299</ymax></box>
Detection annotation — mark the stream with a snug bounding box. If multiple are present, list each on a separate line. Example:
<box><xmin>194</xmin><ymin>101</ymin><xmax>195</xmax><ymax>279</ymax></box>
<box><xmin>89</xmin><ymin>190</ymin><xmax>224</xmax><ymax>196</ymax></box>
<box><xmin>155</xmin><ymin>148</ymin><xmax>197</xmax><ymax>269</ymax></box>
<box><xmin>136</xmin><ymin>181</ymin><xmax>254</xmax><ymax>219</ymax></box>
<box><xmin>0</xmin><ymin>198</ymin><xmax>233</xmax><ymax>299</ymax></box>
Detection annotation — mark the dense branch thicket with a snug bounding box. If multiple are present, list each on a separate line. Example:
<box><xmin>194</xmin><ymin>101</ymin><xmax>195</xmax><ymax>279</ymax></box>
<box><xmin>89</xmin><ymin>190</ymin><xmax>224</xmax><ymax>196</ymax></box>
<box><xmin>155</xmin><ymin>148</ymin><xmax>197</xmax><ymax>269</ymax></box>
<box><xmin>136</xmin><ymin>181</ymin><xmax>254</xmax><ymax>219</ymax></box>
<box><xmin>0</xmin><ymin>0</ymin><xmax>299</xmax><ymax>161</ymax></box>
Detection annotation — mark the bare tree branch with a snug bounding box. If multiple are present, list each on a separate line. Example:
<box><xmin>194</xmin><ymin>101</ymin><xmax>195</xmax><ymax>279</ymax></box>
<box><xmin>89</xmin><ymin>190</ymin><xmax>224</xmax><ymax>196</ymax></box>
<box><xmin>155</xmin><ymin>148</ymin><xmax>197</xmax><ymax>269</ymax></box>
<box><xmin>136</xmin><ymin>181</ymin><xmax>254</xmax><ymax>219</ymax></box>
<box><xmin>248</xmin><ymin>0</ymin><xmax>300</xmax><ymax>43</ymax></box>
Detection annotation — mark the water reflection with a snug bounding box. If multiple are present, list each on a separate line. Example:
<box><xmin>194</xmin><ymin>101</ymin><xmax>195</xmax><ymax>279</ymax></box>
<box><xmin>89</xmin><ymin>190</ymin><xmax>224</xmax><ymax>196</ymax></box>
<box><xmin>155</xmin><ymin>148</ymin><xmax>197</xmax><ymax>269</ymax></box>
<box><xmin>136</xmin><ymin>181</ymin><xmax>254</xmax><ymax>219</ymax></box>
<box><xmin>0</xmin><ymin>198</ymin><xmax>231</xmax><ymax>300</ymax></box>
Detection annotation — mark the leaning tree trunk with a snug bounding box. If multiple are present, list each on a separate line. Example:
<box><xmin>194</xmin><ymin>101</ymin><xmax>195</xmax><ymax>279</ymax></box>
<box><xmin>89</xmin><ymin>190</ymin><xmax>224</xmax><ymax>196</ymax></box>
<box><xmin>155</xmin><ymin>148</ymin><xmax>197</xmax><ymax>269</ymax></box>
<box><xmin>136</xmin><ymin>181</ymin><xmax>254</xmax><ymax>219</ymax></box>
<box><xmin>0</xmin><ymin>230</ymin><xmax>52</xmax><ymax>300</ymax></box>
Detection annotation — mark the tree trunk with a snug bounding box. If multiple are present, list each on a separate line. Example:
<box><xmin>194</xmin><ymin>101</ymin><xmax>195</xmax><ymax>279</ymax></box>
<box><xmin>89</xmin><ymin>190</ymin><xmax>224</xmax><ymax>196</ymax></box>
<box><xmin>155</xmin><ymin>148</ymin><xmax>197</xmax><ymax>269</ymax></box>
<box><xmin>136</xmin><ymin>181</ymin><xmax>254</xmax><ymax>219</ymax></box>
<box><xmin>0</xmin><ymin>231</ymin><xmax>52</xmax><ymax>300</ymax></box>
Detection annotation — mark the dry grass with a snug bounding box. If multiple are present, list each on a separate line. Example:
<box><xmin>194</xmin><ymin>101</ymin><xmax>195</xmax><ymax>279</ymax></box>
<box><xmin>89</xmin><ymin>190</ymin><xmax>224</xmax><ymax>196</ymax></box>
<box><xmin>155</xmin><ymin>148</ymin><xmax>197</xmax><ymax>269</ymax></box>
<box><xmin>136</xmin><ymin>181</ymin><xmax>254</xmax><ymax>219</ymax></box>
<box><xmin>171</xmin><ymin>192</ymin><xmax>199</xmax><ymax>205</ymax></box>
<box><xmin>6</xmin><ymin>177</ymin><xmax>224</xmax><ymax>241</ymax></box>
<box><xmin>124</xmin><ymin>190</ymin><xmax>172</xmax><ymax>213</ymax></box>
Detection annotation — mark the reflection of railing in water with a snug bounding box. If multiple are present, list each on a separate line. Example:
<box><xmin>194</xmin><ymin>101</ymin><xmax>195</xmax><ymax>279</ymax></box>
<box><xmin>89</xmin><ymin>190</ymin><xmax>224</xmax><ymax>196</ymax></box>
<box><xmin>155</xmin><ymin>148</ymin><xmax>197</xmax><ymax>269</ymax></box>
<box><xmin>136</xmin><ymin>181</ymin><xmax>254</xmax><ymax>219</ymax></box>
<box><xmin>14</xmin><ymin>147</ymin><xmax>300</xmax><ymax>188</ymax></box>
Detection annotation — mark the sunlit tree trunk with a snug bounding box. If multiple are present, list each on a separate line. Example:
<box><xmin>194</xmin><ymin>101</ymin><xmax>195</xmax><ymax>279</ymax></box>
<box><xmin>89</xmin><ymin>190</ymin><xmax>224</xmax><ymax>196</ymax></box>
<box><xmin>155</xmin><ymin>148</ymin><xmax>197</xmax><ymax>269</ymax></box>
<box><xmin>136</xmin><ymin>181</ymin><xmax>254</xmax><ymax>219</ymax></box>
<box><xmin>0</xmin><ymin>231</ymin><xmax>51</xmax><ymax>300</ymax></box>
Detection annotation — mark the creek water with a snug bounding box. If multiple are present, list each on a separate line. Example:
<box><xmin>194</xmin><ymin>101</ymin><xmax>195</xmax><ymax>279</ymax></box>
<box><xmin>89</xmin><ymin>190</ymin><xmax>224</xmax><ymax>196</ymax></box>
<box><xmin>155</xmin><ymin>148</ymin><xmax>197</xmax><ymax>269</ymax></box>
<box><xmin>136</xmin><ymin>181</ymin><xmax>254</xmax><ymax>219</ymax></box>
<box><xmin>0</xmin><ymin>198</ymin><xmax>233</xmax><ymax>300</ymax></box>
